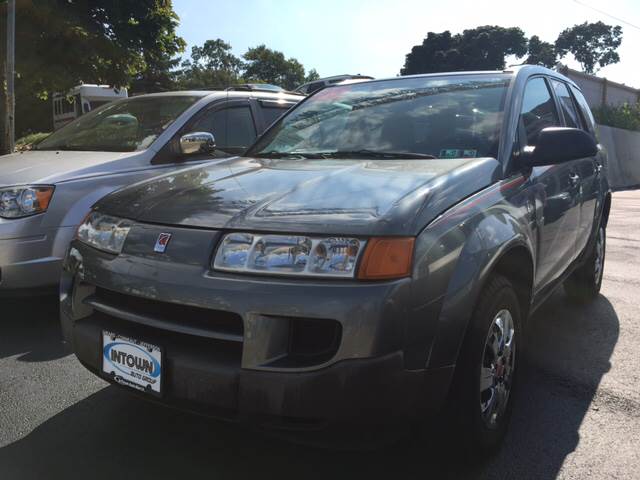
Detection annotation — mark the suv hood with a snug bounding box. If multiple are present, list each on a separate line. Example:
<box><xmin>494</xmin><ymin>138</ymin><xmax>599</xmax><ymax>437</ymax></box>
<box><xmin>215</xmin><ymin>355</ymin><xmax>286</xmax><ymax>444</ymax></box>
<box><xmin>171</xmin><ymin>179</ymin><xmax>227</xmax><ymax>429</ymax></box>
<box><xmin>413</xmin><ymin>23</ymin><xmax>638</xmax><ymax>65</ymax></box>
<box><xmin>0</xmin><ymin>150</ymin><xmax>144</xmax><ymax>186</ymax></box>
<box><xmin>96</xmin><ymin>156</ymin><xmax>501</xmax><ymax>236</ymax></box>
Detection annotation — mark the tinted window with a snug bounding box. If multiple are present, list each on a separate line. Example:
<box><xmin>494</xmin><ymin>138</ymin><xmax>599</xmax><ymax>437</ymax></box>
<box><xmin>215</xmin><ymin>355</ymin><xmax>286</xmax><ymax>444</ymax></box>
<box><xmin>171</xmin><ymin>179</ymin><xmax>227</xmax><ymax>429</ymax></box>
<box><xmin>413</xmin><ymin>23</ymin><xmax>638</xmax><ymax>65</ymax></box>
<box><xmin>520</xmin><ymin>77</ymin><xmax>560</xmax><ymax>144</ymax></box>
<box><xmin>307</xmin><ymin>82</ymin><xmax>325</xmax><ymax>94</ymax></box>
<box><xmin>551</xmin><ymin>80</ymin><xmax>582</xmax><ymax>129</ymax></box>
<box><xmin>569</xmin><ymin>85</ymin><xmax>597</xmax><ymax>134</ymax></box>
<box><xmin>251</xmin><ymin>74</ymin><xmax>511</xmax><ymax>159</ymax></box>
<box><xmin>192</xmin><ymin>105</ymin><xmax>256</xmax><ymax>153</ymax></box>
<box><xmin>261</xmin><ymin>106</ymin><xmax>290</xmax><ymax>127</ymax></box>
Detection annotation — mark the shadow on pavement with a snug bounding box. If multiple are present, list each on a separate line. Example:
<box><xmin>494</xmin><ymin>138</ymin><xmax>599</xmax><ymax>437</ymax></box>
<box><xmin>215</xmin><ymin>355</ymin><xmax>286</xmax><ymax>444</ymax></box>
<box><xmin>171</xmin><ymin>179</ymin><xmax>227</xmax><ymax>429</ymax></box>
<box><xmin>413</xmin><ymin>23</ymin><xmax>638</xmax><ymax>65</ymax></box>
<box><xmin>0</xmin><ymin>290</ymin><xmax>619</xmax><ymax>480</ymax></box>
<box><xmin>0</xmin><ymin>295</ymin><xmax>68</xmax><ymax>362</ymax></box>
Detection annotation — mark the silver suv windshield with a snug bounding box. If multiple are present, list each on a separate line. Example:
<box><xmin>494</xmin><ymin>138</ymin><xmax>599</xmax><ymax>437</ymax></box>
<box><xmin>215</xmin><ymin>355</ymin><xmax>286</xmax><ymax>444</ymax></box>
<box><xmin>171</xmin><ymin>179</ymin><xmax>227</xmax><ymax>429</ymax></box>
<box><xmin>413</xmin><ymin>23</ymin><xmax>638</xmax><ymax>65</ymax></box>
<box><xmin>37</xmin><ymin>95</ymin><xmax>201</xmax><ymax>152</ymax></box>
<box><xmin>250</xmin><ymin>74</ymin><xmax>511</xmax><ymax>160</ymax></box>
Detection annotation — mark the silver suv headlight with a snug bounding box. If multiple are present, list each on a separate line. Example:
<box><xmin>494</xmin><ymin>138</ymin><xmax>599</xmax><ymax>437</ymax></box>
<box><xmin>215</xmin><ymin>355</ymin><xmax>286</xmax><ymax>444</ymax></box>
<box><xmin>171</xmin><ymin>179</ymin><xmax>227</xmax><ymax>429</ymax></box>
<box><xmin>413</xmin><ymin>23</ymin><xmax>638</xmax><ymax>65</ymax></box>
<box><xmin>213</xmin><ymin>232</ymin><xmax>365</xmax><ymax>278</ymax></box>
<box><xmin>76</xmin><ymin>211</ymin><xmax>132</xmax><ymax>254</ymax></box>
<box><xmin>0</xmin><ymin>185</ymin><xmax>55</xmax><ymax>218</ymax></box>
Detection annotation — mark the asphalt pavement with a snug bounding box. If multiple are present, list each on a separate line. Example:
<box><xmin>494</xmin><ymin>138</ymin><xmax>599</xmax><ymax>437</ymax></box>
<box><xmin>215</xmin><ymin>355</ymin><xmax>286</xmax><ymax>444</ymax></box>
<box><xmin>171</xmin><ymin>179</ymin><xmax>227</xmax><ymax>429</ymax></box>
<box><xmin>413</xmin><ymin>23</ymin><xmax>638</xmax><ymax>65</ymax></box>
<box><xmin>1</xmin><ymin>190</ymin><xmax>639</xmax><ymax>480</ymax></box>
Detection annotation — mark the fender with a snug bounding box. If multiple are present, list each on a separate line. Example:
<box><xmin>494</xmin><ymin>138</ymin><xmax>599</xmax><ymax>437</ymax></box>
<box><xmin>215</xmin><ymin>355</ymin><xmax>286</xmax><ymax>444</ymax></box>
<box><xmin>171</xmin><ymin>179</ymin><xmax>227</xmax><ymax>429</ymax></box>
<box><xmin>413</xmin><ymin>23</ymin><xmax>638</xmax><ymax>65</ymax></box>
<box><xmin>407</xmin><ymin>176</ymin><xmax>534</xmax><ymax>370</ymax></box>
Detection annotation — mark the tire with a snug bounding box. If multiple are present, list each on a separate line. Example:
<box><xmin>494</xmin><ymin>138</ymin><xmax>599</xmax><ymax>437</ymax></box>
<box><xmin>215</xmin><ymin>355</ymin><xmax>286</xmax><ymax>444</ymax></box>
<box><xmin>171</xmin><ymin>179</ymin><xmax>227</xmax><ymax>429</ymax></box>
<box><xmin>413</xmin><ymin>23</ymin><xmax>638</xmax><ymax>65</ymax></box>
<box><xmin>565</xmin><ymin>223</ymin><xmax>606</xmax><ymax>303</ymax></box>
<box><xmin>447</xmin><ymin>274</ymin><xmax>522</xmax><ymax>456</ymax></box>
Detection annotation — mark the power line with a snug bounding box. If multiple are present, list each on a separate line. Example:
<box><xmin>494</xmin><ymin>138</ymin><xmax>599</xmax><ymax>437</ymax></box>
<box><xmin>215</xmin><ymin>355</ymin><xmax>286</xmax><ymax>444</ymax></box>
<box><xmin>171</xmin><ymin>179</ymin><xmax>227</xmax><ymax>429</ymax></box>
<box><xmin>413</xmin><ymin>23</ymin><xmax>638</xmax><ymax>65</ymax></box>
<box><xmin>572</xmin><ymin>0</ymin><xmax>640</xmax><ymax>31</ymax></box>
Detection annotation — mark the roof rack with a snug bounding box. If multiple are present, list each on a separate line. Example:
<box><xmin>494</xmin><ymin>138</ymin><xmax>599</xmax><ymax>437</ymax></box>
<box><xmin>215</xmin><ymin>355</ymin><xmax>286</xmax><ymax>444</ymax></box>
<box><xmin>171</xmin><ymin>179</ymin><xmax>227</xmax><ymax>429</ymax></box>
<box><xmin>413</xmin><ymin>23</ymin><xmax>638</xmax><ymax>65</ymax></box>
<box><xmin>225</xmin><ymin>83</ymin><xmax>282</xmax><ymax>92</ymax></box>
<box><xmin>225</xmin><ymin>83</ymin><xmax>304</xmax><ymax>95</ymax></box>
<box><xmin>192</xmin><ymin>83</ymin><xmax>305</xmax><ymax>96</ymax></box>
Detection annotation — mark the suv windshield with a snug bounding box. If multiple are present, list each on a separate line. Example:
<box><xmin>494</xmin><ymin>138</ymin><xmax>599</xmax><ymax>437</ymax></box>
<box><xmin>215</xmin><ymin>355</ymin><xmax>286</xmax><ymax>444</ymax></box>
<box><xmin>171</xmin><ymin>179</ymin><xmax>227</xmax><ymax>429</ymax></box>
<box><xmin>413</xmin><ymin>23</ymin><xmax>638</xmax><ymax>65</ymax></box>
<box><xmin>250</xmin><ymin>74</ymin><xmax>511</xmax><ymax>160</ymax></box>
<box><xmin>38</xmin><ymin>95</ymin><xmax>201</xmax><ymax>152</ymax></box>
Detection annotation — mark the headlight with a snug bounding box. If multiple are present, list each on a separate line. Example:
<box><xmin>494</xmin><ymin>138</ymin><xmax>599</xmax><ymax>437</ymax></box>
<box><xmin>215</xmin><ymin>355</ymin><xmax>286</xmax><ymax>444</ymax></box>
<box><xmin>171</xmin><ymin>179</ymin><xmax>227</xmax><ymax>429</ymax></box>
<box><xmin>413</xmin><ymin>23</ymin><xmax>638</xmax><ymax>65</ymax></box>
<box><xmin>0</xmin><ymin>185</ymin><xmax>55</xmax><ymax>218</ymax></box>
<box><xmin>76</xmin><ymin>211</ymin><xmax>132</xmax><ymax>254</ymax></box>
<box><xmin>213</xmin><ymin>233</ymin><xmax>365</xmax><ymax>278</ymax></box>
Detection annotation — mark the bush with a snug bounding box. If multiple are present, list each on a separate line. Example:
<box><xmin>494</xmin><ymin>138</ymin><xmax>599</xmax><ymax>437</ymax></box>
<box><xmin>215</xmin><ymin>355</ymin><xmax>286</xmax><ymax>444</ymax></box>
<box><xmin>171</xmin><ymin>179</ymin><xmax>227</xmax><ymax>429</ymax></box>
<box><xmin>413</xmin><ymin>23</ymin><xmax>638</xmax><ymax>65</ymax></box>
<box><xmin>15</xmin><ymin>132</ymin><xmax>51</xmax><ymax>151</ymax></box>
<box><xmin>592</xmin><ymin>103</ymin><xmax>640</xmax><ymax>132</ymax></box>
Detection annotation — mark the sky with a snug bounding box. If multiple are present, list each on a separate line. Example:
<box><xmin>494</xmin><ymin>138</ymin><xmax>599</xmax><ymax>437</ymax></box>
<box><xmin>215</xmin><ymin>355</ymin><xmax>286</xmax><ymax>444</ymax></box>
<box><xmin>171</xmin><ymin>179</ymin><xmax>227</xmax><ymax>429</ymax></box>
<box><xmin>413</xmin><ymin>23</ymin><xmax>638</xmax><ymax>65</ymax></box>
<box><xmin>174</xmin><ymin>0</ymin><xmax>640</xmax><ymax>88</ymax></box>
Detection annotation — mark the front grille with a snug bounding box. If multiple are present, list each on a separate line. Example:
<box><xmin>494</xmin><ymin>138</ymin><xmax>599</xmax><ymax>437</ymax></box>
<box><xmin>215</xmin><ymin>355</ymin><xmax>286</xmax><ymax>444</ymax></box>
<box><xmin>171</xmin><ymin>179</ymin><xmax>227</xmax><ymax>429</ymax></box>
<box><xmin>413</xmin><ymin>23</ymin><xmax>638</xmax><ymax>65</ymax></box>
<box><xmin>88</xmin><ymin>287</ymin><xmax>244</xmax><ymax>342</ymax></box>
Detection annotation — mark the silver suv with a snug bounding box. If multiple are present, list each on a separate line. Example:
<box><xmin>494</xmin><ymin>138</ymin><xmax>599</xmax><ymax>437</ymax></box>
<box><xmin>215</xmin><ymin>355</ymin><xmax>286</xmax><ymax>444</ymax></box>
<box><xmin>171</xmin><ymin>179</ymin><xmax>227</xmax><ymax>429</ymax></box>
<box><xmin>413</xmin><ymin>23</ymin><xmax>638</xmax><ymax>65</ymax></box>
<box><xmin>0</xmin><ymin>87</ymin><xmax>301</xmax><ymax>295</ymax></box>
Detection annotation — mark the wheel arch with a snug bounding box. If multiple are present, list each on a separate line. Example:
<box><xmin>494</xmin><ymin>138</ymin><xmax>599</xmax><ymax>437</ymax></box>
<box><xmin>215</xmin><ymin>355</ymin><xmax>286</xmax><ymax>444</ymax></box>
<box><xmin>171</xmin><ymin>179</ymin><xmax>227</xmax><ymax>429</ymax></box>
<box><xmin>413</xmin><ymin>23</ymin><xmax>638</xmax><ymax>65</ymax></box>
<box><xmin>425</xmin><ymin>235</ymin><xmax>535</xmax><ymax>371</ymax></box>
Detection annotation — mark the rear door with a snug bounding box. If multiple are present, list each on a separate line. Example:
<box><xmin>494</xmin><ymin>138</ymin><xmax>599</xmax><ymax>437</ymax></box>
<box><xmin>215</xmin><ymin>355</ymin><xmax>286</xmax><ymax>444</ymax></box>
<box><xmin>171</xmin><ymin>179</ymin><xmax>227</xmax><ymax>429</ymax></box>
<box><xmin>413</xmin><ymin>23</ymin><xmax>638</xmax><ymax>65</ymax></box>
<box><xmin>568</xmin><ymin>84</ymin><xmax>602</xmax><ymax>253</ymax></box>
<box><xmin>520</xmin><ymin>76</ymin><xmax>581</xmax><ymax>291</ymax></box>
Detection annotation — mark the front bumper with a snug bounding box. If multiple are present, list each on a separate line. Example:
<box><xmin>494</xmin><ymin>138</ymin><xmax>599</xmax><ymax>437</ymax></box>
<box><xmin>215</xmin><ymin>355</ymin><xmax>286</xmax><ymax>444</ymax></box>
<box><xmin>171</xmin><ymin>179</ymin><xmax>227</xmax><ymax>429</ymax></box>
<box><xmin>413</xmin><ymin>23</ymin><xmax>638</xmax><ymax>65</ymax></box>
<box><xmin>0</xmin><ymin>225</ymin><xmax>75</xmax><ymax>292</ymax></box>
<box><xmin>61</xmin><ymin>227</ymin><xmax>453</xmax><ymax>429</ymax></box>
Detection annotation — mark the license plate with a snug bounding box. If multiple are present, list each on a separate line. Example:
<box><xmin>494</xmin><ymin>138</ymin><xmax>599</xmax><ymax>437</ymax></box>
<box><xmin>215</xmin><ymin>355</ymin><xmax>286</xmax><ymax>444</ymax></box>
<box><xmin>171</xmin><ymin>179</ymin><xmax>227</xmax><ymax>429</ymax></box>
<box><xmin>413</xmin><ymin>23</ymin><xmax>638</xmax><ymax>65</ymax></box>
<box><xmin>102</xmin><ymin>331</ymin><xmax>162</xmax><ymax>395</ymax></box>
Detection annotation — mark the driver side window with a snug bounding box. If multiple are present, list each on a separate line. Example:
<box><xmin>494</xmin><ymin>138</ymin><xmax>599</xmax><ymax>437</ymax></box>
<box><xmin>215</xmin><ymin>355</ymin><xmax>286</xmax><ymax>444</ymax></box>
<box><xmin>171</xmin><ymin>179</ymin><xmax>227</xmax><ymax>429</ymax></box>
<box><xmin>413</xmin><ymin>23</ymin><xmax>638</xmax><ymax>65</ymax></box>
<box><xmin>520</xmin><ymin>77</ymin><xmax>560</xmax><ymax>145</ymax></box>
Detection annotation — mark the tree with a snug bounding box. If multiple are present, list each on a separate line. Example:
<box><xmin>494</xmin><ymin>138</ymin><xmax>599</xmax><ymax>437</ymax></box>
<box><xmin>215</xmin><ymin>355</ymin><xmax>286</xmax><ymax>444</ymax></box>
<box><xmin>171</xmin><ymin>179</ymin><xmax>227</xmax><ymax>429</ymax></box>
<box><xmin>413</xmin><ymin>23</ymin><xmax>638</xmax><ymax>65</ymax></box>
<box><xmin>555</xmin><ymin>21</ymin><xmax>623</xmax><ymax>74</ymax></box>
<box><xmin>1</xmin><ymin>0</ymin><xmax>185</xmax><ymax>148</ymax></box>
<box><xmin>304</xmin><ymin>69</ymin><xmax>321</xmax><ymax>83</ymax></box>
<box><xmin>525</xmin><ymin>35</ymin><xmax>557</xmax><ymax>68</ymax></box>
<box><xmin>176</xmin><ymin>39</ymin><xmax>244</xmax><ymax>89</ymax></box>
<box><xmin>243</xmin><ymin>45</ymin><xmax>306</xmax><ymax>90</ymax></box>
<box><xmin>401</xmin><ymin>31</ymin><xmax>458</xmax><ymax>75</ymax></box>
<box><xmin>401</xmin><ymin>26</ymin><xmax>528</xmax><ymax>75</ymax></box>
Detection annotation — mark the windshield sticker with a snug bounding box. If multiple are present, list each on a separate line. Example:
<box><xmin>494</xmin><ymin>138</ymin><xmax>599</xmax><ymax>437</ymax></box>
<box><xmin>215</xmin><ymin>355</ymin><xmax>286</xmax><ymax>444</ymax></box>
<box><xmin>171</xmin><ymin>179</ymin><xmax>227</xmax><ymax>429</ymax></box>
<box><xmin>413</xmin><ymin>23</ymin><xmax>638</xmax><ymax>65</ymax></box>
<box><xmin>440</xmin><ymin>148</ymin><xmax>478</xmax><ymax>158</ymax></box>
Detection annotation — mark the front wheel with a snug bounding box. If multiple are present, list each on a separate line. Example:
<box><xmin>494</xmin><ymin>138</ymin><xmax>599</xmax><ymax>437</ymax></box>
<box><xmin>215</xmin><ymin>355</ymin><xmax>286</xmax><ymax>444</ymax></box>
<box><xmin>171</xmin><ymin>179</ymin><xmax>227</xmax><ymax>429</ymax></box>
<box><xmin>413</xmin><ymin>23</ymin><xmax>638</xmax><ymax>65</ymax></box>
<box><xmin>565</xmin><ymin>223</ymin><xmax>606</xmax><ymax>303</ymax></box>
<box><xmin>447</xmin><ymin>274</ymin><xmax>521</xmax><ymax>455</ymax></box>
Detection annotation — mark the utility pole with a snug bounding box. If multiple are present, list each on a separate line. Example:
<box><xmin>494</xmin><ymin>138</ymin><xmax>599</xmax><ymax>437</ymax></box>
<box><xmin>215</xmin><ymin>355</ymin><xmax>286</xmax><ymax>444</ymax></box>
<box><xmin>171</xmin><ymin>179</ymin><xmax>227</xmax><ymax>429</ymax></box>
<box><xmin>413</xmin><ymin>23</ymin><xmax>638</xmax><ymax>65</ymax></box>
<box><xmin>6</xmin><ymin>0</ymin><xmax>15</xmax><ymax>153</ymax></box>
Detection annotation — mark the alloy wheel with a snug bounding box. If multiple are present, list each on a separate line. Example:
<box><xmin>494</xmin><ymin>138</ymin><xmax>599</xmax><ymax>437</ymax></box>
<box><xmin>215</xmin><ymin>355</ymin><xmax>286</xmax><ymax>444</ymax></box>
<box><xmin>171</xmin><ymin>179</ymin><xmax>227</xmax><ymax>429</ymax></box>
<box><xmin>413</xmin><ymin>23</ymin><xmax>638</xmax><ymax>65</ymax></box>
<box><xmin>480</xmin><ymin>309</ymin><xmax>516</xmax><ymax>428</ymax></box>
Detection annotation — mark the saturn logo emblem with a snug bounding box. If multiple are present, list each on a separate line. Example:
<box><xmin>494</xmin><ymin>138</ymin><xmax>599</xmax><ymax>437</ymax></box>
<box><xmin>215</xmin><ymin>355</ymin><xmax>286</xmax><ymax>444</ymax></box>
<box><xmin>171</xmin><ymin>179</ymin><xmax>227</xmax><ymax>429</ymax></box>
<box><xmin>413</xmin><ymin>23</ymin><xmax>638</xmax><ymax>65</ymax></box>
<box><xmin>154</xmin><ymin>233</ymin><xmax>172</xmax><ymax>253</ymax></box>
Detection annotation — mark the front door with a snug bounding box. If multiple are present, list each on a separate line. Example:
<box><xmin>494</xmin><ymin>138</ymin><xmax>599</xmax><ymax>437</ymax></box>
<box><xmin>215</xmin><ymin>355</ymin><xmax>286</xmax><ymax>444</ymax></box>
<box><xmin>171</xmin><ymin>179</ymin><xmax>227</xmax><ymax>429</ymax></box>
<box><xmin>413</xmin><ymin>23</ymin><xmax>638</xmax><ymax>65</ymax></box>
<box><xmin>519</xmin><ymin>77</ymin><xmax>581</xmax><ymax>291</ymax></box>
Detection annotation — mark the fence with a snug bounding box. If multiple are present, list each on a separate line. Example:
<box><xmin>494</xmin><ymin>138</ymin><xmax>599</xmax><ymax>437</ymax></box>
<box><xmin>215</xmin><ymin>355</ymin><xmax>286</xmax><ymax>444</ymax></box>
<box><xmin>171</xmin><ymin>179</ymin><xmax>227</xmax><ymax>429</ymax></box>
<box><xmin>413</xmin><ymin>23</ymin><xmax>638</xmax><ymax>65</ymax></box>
<box><xmin>558</xmin><ymin>65</ymin><xmax>640</xmax><ymax>109</ymax></box>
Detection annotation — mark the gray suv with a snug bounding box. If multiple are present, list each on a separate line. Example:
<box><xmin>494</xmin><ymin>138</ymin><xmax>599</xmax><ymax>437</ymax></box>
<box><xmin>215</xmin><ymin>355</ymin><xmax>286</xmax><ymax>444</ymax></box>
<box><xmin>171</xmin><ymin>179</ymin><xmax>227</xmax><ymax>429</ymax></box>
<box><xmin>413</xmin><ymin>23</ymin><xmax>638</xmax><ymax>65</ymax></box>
<box><xmin>61</xmin><ymin>66</ymin><xmax>610</xmax><ymax>452</ymax></box>
<box><xmin>0</xmin><ymin>87</ymin><xmax>301</xmax><ymax>295</ymax></box>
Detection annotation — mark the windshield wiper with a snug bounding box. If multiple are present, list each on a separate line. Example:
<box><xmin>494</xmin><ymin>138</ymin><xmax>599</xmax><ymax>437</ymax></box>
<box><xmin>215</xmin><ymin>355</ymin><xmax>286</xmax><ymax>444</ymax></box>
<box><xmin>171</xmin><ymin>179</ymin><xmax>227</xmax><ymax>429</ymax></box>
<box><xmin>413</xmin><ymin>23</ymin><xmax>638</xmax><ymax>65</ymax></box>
<box><xmin>316</xmin><ymin>149</ymin><xmax>437</xmax><ymax>159</ymax></box>
<box><xmin>253</xmin><ymin>151</ymin><xmax>326</xmax><ymax>159</ymax></box>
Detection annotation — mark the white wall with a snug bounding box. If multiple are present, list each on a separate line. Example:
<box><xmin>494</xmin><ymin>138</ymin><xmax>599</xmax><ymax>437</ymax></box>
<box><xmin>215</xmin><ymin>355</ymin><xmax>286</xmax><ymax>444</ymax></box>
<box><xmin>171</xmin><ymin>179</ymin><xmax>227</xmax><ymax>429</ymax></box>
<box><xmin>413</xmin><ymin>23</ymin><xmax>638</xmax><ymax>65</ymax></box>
<box><xmin>598</xmin><ymin>125</ymin><xmax>640</xmax><ymax>190</ymax></box>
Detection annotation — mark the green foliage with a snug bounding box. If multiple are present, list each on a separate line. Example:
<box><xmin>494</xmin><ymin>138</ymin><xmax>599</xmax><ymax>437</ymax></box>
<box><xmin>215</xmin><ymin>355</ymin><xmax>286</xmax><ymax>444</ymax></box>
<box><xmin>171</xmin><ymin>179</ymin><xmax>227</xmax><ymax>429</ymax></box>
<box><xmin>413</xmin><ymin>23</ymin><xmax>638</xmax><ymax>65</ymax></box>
<box><xmin>555</xmin><ymin>22</ymin><xmax>623</xmax><ymax>74</ymax></box>
<box><xmin>14</xmin><ymin>0</ymin><xmax>185</xmax><ymax>96</ymax></box>
<box><xmin>243</xmin><ymin>45</ymin><xmax>306</xmax><ymax>90</ymax></box>
<box><xmin>176</xmin><ymin>39</ymin><xmax>245</xmax><ymax>89</ymax></box>
<box><xmin>401</xmin><ymin>26</ymin><xmax>528</xmax><ymax>75</ymax></box>
<box><xmin>525</xmin><ymin>36</ymin><xmax>557</xmax><ymax>68</ymax></box>
<box><xmin>305</xmin><ymin>69</ymin><xmax>321</xmax><ymax>83</ymax></box>
<box><xmin>401</xmin><ymin>22</ymin><xmax>623</xmax><ymax>76</ymax></box>
<box><xmin>15</xmin><ymin>132</ymin><xmax>50</xmax><ymax>151</ymax></box>
<box><xmin>176</xmin><ymin>40</ymin><xmax>317</xmax><ymax>91</ymax></box>
<box><xmin>5</xmin><ymin>0</ymin><xmax>185</xmax><ymax>138</ymax></box>
<box><xmin>592</xmin><ymin>103</ymin><xmax>640</xmax><ymax>132</ymax></box>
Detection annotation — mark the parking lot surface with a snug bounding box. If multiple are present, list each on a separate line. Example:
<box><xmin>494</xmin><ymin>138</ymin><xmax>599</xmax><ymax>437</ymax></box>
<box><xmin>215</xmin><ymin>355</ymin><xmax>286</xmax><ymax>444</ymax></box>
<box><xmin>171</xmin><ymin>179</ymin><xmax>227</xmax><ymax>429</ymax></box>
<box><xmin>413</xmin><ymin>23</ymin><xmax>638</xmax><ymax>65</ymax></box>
<box><xmin>1</xmin><ymin>190</ymin><xmax>639</xmax><ymax>480</ymax></box>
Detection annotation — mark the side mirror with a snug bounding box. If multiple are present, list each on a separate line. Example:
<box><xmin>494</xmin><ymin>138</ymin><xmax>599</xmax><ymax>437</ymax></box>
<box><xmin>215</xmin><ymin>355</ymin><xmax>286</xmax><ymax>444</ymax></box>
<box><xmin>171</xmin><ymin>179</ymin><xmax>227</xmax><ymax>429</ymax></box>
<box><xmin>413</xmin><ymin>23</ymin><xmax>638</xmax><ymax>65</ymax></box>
<box><xmin>520</xmin><ymin>127</ymin><xmax>598</xmax><ymax>167</ymax></box>
<box><xmin>179</xmin><ymin>132</ymin><xmax>216</xmax><ymax>155</ymax></box>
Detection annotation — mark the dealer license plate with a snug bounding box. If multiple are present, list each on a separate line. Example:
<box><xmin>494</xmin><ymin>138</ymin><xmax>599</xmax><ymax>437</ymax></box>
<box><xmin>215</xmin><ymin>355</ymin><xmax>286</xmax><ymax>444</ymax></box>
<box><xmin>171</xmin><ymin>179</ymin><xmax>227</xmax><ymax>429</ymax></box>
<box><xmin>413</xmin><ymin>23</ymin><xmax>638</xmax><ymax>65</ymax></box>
<box><xmin>102</xmin><ymin>331</ymin><xmax>162</xmax><ymax>395</ymax></box>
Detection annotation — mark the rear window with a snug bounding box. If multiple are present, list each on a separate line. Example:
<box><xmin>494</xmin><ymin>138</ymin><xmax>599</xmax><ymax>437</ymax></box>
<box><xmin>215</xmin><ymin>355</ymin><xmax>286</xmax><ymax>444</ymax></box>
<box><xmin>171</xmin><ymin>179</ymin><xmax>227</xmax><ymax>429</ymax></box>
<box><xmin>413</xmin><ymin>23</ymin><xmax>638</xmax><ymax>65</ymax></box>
<box><xmin>569</xmin><ymin>85</ymin><xmax>597</xmax><ymax>134</ymax></box>
<box><xmin>261</xmin><ymin>106</ymin><xmax>291</xmax><ymax>127</ymax></box>
<box><xmin>551</xmin><ymin>80</ymin><xmax>582</xmax><ymax>129</ymax></box>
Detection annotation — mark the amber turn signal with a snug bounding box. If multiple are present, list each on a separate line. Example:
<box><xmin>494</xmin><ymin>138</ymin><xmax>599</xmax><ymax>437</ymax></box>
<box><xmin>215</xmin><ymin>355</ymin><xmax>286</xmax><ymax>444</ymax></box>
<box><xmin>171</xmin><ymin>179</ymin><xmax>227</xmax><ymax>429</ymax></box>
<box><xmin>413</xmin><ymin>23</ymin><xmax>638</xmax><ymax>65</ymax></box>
<box><xmin>358</xmin><ymin>237</ymin><xmax>415</xmax><ymax>280</ymax></box>
<box><xmin>35</xmin><ymin>187</ymin><xmax>55</xmax><ymax>211</ymax></box>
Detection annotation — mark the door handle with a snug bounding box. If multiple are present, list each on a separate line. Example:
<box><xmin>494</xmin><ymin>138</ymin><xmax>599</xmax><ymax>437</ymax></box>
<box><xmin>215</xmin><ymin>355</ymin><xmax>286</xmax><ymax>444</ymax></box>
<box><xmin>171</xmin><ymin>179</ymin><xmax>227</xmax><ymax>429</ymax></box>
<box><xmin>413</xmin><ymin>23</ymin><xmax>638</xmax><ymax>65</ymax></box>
<box><xmin>569</xmin><ymin>173</ymin><xmax>580</xmax><ymax>187</ymax></box>
<box><xmin>595</xmin><ymin>161</ymin><xmax>603</xmax><ymax>176</ymax></box>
